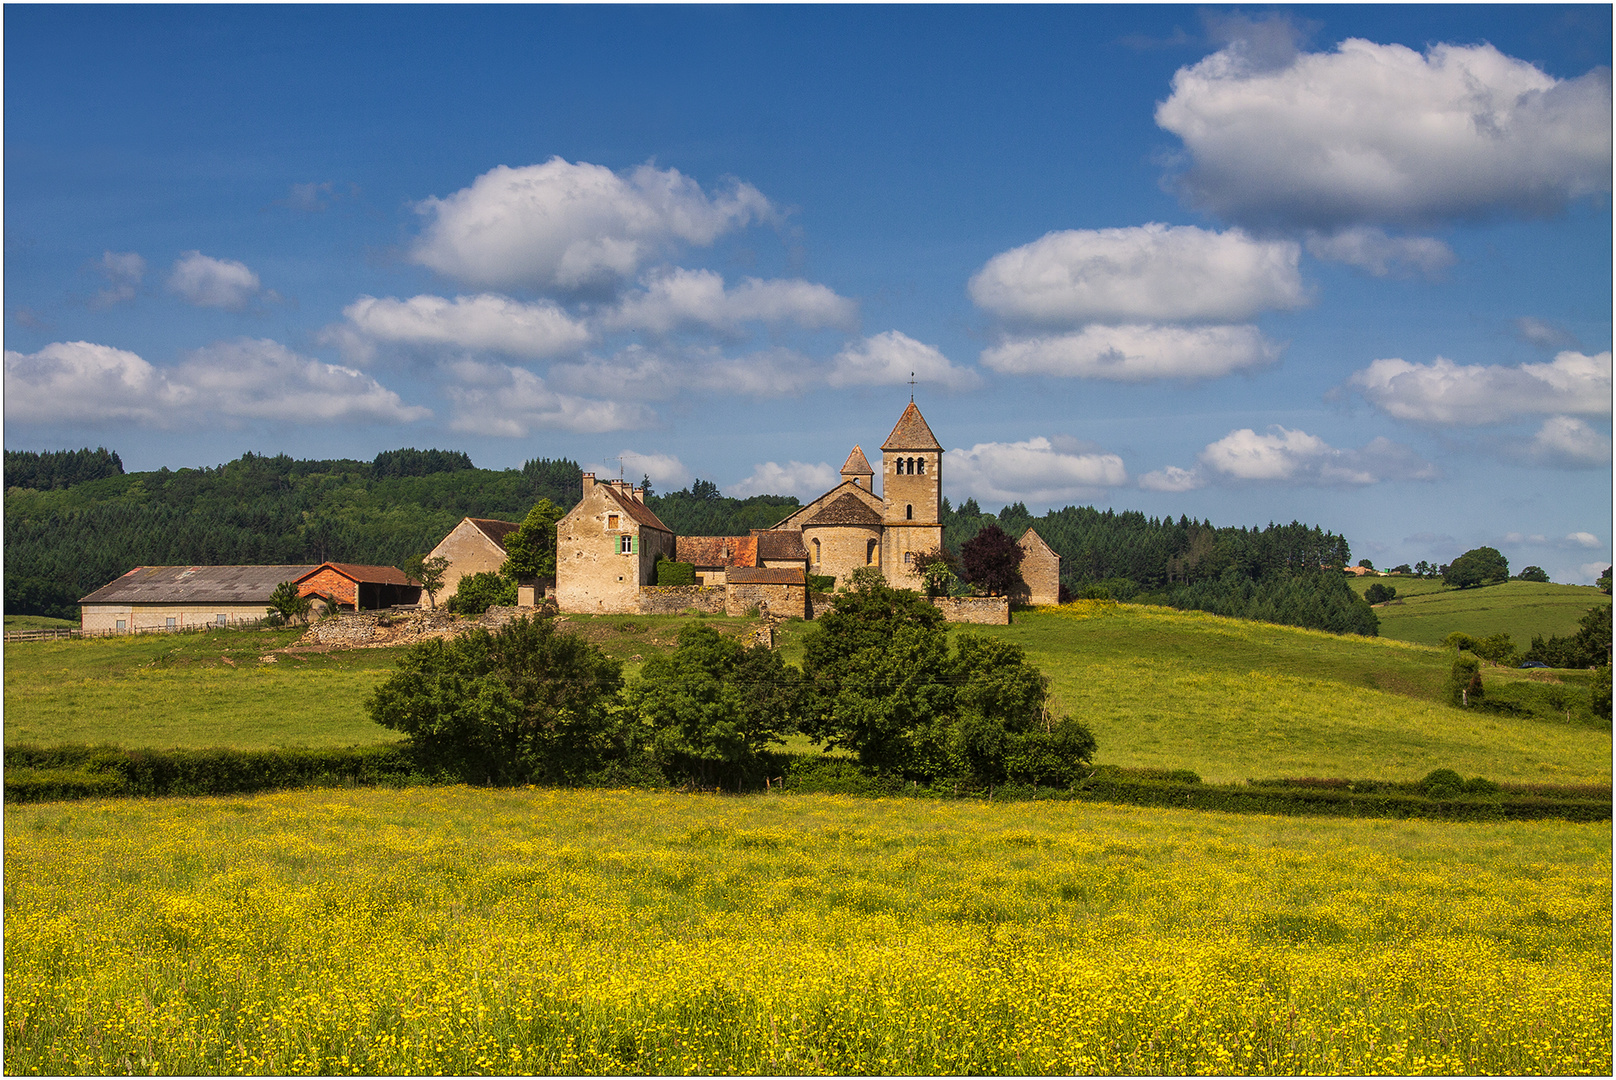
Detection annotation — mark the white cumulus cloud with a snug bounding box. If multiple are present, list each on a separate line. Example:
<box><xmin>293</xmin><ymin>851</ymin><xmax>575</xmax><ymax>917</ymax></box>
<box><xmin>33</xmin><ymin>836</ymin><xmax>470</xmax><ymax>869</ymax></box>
<box><xmin>1304</xmin><ymin>227</ymin><xmax>1455</xmax><ymax>277</ymax></box>
<box><xmin>342</xmin><ymin>293</ymin><xmax>592</xmax><ymax>360</ymax></box>
<box><xmin>603</xmin><ymin>268</ymin><xmax>857</xmax><ymax>334</ymax></box>
<box><xmin>981</xmin><ymin>323</ymin><xmax>1279</xmax><ymax>381</ymax></box>
<box><xmin>585</xmin><ymin>451</ymin><xmax>692</xmax><ymax>491</ymax></box>
<box><xmin>1527</xmin><ymin>416</ymin><xmax>1613</xmax><ymax>468</ymax></box>
<box><xmin>969</xmin><ymin>223</ymin><xmax>1306</xmax><ymax>324</ymax></box>
<box><xmin>442</xmin><ymin>360</ymin><xmax>652</xmax><ymax>436</ymax></box>
<box><xmin>1347</xmin><ymin>350</ymin><xmax>1612</xmax><ymax>425</ymax></box>
<box><xmin>411</xmin><ymin>158</ymin><xmax>773</xmax><ymax>290</ymax></box>
<box><xmin>1144</xmin><ymin>426</ymin><xmax>1437</xmax><ymax>489</ymax></box>
<box><xmin>1157</xmin><ymin>38</ymin><xmax>1613</xmax><ymax>229</ymax></box>
<box><xmin>729</xmin><ymin>460</ymin><xmax>840</xmax><ymax>500</ymax></box>
<box><xmin>828</xmin><ymin>330</ymin><xmax>979</xmax><ymax>390</ymax></box>
<box><xmin>550</xmin><ymin>344</ymin><xmax>815</xmax><ymax>401</ymax></box>
<box><xmin>4</xmin><ymin>338</ymin><xmax>427</xmax><ymax>427</ymax></box>
<box><xmin>948</xmin><ymin>436</ymin><xmax>1128</xmax><ymax>504</ymax></box>
<box><xmin>167</xmin><ymin>251</ymin><xmax>263</xmax><ymax>309</ymax></box>
<box><xmin>92</xmin><ymin>251</ymin><xmax>146</xmax><ymax>307</ymax></box>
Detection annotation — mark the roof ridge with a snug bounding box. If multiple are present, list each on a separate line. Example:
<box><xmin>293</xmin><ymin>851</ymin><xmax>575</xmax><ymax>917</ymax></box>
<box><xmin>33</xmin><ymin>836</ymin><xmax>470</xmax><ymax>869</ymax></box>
<box><xmin>881</xmin><ymin>401</ymin><xmax>942</xmax><ymax>451</ymax></box>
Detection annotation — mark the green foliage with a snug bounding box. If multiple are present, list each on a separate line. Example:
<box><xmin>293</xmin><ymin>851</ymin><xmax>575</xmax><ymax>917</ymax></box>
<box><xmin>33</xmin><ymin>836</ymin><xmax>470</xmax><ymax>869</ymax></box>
<box><xmin>1600</xmin><ymin>567</ymin><xmax>1613</xmax><ymax>595</ymax></box>
<box><xmin>806</xmin><ymin>573</ymin><xmax>836</xmax><ymax>593</ymax></box>
<box><xmin>1445</xmin><ymin>631</ymin><xmax>1516</xmax><ymax>666</ymax></box>
<box><xmin>1420</xmin><ymin>767</ymin><xmax>1465</xmax><ymax>798</ymax></box>
<box><xmin>1591</xmin><ymin>665</ymin><xmax>1611</xmax><ymax>720</ymax></box>
<box><xmin>1170</xmin><ymin>569</ymin><xmax>1378</xmax><ymax>636</ymax></box>
<box><xmin>1525</xmin><ymin>605</ymin><xmax>1613</xmax><ymax>668</ymax></box>
<box><xmin>627</xmin><ymin>623</ymin><xmax>805</xmax><ymax>785</ymax></box>
<box><xmin>961</xmin><ymin>523</ymin><xmax>1025</xmax><ymax>597</ymax></box>
<box><xmin>1448</xmin><ymin>653</ymin><xmax>1484</xmax><ymax>707</ymax></box>
<box><xmin>1444</xmin><ymin>547</ymin><xmax>1510</xmax><ymax>589</ymax></box>
<box><xmin>1365</xmin><ymin>582</ymin><xmax>1397</xmax><ymax>604</ymax></box>
<box><xmin>500</xmin><ymin>499</ymin><xmax>564</xmax><ymax>580</ymax></box>
<box><xmin>266</xmin><ymin>581</ymin><xmax>312</xmax><ymax>625</ymax></box>
<box><xmin>3</xmin><ymin>451</ymin><xmax>583</xmax><ymax>619</ymax></box>
<box><xmin>1357</xmin><ymin>559</ymin><xmax>1374</xmax><ymax>570</ymax></box>
<box><xmin>911</xmin><ymin>548</ymin><xmax>959</xmax><ymax>598</ymax></box>
<box><xmin>370</xmin><ymin>447</ymin><xmax>474</xmax><ymax>479</ymax></box>
<box><xmin>447</xmin><ymin>571</ymin><xmax>517</xmax><ymax>615</ymax></box>
<box><xmin>644</xmin><ymin>480</ymin><xmax>800</xmax><ymax>536</ymax></box>
<box><xmin>4</xmin><ymin>447</ymin><xmax>123</xmax><ymax>490</ymax></box>
<box><xmin>403</xmin><ymin>553</ymin><xmax>451</xmax><ymax>608</ymax></box>
<box><xmin>366</xmin><ymin>616</ymin><xmax>627</xmax><ymax>784</ymax></box>
<box><xmin>653</xmin><ymin>558</ymin><xmax>697</xmax><ymax>586</ymax></box>
<box><xmin>1517</xmin><ymin>566</ymin><xmax>1551</xmax><ymax>583</ymax></box>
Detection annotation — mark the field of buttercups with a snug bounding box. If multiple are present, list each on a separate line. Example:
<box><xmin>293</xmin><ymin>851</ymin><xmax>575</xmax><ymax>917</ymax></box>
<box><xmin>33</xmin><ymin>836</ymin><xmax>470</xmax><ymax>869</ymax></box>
<box><xmin>5</xmin><ymin>787</ymin><xmax>1610</xmax><ymax>1075</ymax></box>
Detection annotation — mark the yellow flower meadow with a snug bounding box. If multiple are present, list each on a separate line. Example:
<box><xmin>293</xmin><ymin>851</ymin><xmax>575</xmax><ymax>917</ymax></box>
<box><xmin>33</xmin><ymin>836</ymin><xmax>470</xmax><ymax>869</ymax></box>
<box><xmin>5</xmin><ymin>787</ymin><xmax>1610</xmax><ymax>1075</ymax></box>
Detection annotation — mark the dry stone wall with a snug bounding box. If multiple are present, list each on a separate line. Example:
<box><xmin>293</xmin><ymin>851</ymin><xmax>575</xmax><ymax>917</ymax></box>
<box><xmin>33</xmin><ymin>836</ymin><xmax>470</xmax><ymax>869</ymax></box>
<box><xmin>929</xmin><ymin>596</ymin><xmax>1010</xmax><ymax>625</ymax></box>
<box><xmin>637</xmin><ymin>586</ymin><xmax>727</xmax><ymax>615</ymax></box>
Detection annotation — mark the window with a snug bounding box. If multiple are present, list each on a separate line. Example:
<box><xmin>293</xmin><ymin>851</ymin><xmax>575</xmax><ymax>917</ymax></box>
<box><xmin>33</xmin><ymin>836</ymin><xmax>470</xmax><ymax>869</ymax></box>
<box><xmin>217</xmin><ymin>614</ymin><xmax>227</xmax><ymax>627</ymax></box>
<box><xmin>917</xmin><ymin>457</ymin><xmax>925</xmax><ymax>475</ymax></box>
<box><xmin>618</xmin><ymin>535</ymin><xmax>638</xmax><ymax>555</ymax></box>
<box><xmin>867</xmin><ymin>539</ymin><xmax>879</xmax><ymax>565</ymax></box>
<box><xmin>115</xmin><ymin>619</ymin><xmax>126</xmax><ymax>631</ymax></box>
<box><xmin>811</xmin><ymin>538</ymin><xmax>821</xmax><ymax>565</ymax></box>
<box><xmin>906</xmin><ymin>504</ymin><xmax>913</xmax><ymax>520</ymax></box>
<box><xmin>166</xmin><ymin>617</ymin><xmax>176</xmax><ymax>629</ymax></box>
<box><xmin>904</xmin><ymin>551</ymin><xmax>912</xmax><ymax>564</ymax></box>
<box><xmin>607</xmin><ymin>514</ymin><xmax>620</xmax><ymax>530</ymax></box>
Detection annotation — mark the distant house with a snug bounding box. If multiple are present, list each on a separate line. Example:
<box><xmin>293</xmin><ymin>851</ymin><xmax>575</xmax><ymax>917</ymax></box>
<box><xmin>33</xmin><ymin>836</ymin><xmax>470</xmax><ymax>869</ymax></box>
<box><xmin>292</xmin><ymin>562</ymin><xmax>422</xmax><ymax>612</ymax></box>
<box><xmin>79</xmin><ymin>564</ymin><xmax>317</xmax><ymax>633</ymax></box>
<box><xmin>1014</xmin><ymin>528</ymin><xmax>1061</xmax><ymax>607</ymax></box>
<box><xmin>426</xmin><ymin>517</ymin><xmax>522</xmax><ymax>605</ymax></box>
<box><xmin>555</xmin><ymin>475</ymin><xmax>676</xmax><ymax>613</ymax></box>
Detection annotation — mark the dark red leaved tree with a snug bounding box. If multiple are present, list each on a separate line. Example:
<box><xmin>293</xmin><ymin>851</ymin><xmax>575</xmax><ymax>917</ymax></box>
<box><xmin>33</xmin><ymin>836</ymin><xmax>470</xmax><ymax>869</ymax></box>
<box><xmin>960</xmin><ymin>524</ymin><xmax>1025</xmax><ymax>597</ymax></box>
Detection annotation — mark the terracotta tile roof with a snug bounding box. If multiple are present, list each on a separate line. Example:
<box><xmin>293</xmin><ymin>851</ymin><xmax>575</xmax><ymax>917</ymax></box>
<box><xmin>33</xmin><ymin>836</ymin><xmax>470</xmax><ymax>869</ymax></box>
<box><xmin>468</xmin><ymin>517</ymin><xmax>521</xmax><ymax>549</ymax></box>
<box><xmin>881</xmin><ymin>401</ymin><xmax>943</xmax><ymax>451</ymax></box>
<box><xmin>297</xmin><ymin>562</ymin><xmax>415</xmax><ymax>586</ymax></box>
<box><xmin>727</xmin><ymin>567</ymin><xmax>807</xmax><ymax>585</ymax></box>
<box><xmin>803</xmin><ymin>492</ymin><xmax>884</xmax><ymax>527</ymax></box>
<box><xmin>602</xmin><ymin>484</ymin><xmax>672</xmax><ymax>532</ymax></box>
<box><xmin>677</xmin><ymin>536</ymin><xmax>757</xmax><ymax>567</ymax></box>
<box><xmin>752</xmin><ymin>529</ymin><xmax>809</xmax><ymax>561</ymax></box>
<box><xmin>80</xmin><ymin>565</ymin><xmax>318</xmax><ymax>605</ymax></box>
<box><xmin>840</xmin><ymin>445</ymin><xmax>874</xmax><ymax>476</ymax></box>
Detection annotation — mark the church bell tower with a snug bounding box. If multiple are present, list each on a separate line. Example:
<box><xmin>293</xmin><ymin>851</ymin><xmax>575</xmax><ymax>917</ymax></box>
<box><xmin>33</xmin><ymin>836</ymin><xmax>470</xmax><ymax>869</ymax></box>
<box><xmin>879</xmin><ymin>401</ymin><xmax>944</xmax><ymax>586</ymax></box>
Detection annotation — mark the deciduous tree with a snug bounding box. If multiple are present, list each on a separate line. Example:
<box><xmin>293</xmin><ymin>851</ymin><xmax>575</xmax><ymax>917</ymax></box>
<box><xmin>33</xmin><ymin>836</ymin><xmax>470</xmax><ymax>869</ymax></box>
<box><xmin>960</xmin><ymin>524</ymin><xmax>1025</xmax><ymax>597</ymax></box>
<box><xmin>404</xmin><ymin>553</ymin><xmax>451</xmax><ymax>609</ymax></box>
<box><xmin>500</xmin><ymin>498</ymin><xmax>563</xmax><ymax>581</ymax></box>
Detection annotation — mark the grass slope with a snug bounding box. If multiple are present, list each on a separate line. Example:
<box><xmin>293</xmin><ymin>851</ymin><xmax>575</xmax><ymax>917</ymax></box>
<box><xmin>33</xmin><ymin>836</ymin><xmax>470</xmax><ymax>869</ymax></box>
<box><xmin>6</xmin><ymin>787</ymin><xmax>1609</xmax><ymax>1074</ymax></box>
<box><xmin>3</xmin><ymin>614</ymin><xmax>77</xmax><ymax>632</ymax></box>
<box><xmin>1349</xmin><ymin>577</ymin><xmax>1609</xmax><ymax>646</ymax></box>
<box><xmin>6</xmin><ymin>607</ymin><xmax>1609</xmax><ymax>784</ymax></box>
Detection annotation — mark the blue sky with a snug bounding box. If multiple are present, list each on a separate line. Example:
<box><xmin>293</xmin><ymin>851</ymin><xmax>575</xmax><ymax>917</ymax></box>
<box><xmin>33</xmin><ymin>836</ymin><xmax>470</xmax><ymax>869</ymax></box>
<box><xmin>5</xmin><ymin>4</ymin><xmax>1611</xmax><ymax>582</ymax></box>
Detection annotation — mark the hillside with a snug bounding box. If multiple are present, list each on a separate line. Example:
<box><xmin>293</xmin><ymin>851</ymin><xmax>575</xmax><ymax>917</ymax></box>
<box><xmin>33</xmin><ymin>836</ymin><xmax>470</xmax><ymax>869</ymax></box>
<box><xmin>1348</xmin><ymin>576</ymin><xmax>1611</xmax><ymax>647</ymax></box>
<box><xmin>9</xmin><ymin>605</ymin><xmax>1608</xmax><ymax>785</ymax></box>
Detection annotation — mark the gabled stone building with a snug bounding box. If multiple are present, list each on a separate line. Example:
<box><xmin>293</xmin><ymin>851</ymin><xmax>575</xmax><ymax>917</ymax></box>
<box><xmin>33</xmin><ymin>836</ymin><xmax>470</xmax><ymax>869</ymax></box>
<box><xmin>426</xmin><ymin>517</ymin><xmax>521</xmax><ymax>605</ymax></box>
<box><xmin>1014</xmin><ymin>528</ymin><xmax>1061</xmax><ymax>607</ymax></box>
<box><xmin>555</xmin><ymin>475</ymin><xmax>676</xmax><ymax>613</ymax></box>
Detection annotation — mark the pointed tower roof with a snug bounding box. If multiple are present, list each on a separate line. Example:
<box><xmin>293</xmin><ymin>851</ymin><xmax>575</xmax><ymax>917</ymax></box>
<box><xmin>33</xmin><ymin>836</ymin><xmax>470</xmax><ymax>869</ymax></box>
<box><xmin>839</xmin><ymin>445</ymin><xmax>874</xmax><ymax>477</ymax></box>
<box><xmin>881</xmin><ymin>401</ymin><xmax>943</xmax><ymax>451</ymax></box>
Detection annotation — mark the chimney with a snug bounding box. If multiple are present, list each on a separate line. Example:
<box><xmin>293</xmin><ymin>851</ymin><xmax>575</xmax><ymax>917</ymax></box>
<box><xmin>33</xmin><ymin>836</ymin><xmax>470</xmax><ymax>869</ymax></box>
<box><xmin>581</xmin><ymin>471</ymin><xmax>595</xmax><ymax>493</ymax></box>
<box><xmin>632</xmin><ymin>486</ymin><xmax>644</xmax><ymax>502</ymax></box>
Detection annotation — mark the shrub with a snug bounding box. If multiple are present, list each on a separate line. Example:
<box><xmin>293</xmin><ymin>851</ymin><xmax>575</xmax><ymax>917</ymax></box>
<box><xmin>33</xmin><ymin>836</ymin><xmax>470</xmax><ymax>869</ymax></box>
<box><xmin>806</xmin><ymin>573</ymin><xmax>836</xmax><ymax>593</ymax></box>
<box><xmin>1420</xmin><ymin>768</ymin><xmax>1466</xmax><ymax>799</ymax></box>
<box><xmin>654</xmin><ymin>558</ymin><xmax>698</xmax><ymax>586</ymax></box>
<box><xmin>366</xmin><ymin>616</ymin><xmax>628</xmax><ymax>784</ymax></box>
<box><xmin>446</xmin><ymin>571</ymin><xmax>518</xmax><ymax>615</ymax></box>
<box><xmin>1447</xmin><ymin>653</ymin><xmax>1484</xmax><ymax>706</ymax></box>
<box><xmin>1364</xmin><ymin>582</ymin><xmax>1396</xmax><ymax>604</ymax></box>
<box><xmin>1517</xmin><ymin>565</ymin><xmax>1550</xmax><ymax>583</ymax></box>
<box><xmin>266</xmin><ymin>581</ymin><xmax>312</xmax><ymax>625</ymax></box>
<box><xmin>627</xmin><ymin>622</ymin><xmax>805</xmax><ymax>787</ymax></box>
<box><xmin>1592</xmin><ymin>664</ymin><xmax>1612</xmax><ymax>720</ymax></box>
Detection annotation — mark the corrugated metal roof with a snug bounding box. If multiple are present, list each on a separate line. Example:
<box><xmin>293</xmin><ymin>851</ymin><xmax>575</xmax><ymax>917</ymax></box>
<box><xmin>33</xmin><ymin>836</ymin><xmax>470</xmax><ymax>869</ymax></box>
<box><xmin>881</xmin><ymin>402</ymin><xmax>943</xmax><ymax>451</ymax></box>
<box><xmin>79</xmin><ymin>565</ymin><xmax>318</xmax><ymax>605</ymax></box>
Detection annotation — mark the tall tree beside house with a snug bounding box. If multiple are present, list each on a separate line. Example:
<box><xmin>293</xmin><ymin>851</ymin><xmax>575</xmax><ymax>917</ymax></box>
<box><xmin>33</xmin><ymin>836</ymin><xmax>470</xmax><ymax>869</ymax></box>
<box><xmin>266</xmin><ymin>581</ymin><xmax>312</xmax><ymax>625</ymax></box>
<box><xmin>404</xmin><ymin>554</ymin><xmax>451</xmax><ymax>609</ymax></box>
<box><xmin>500</xmin><ymin>499</ymin><xmax>564</xmax><ymax>581</ymax></box>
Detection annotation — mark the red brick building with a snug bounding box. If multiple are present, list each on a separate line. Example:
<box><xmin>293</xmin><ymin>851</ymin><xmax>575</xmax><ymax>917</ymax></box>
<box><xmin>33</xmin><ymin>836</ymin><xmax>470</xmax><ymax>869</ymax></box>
<box><xmin>293</xmin><ymin>562</ymin><xmax>421</xmax><ymax>611</ymax></box>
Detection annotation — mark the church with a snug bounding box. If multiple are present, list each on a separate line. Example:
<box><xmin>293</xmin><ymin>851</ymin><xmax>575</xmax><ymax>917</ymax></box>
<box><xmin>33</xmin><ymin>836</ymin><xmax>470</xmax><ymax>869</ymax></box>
<box><xmin>553</xmin><ymin>400</ymin><xmax>1057</xmax><ymax>617</ymax></box>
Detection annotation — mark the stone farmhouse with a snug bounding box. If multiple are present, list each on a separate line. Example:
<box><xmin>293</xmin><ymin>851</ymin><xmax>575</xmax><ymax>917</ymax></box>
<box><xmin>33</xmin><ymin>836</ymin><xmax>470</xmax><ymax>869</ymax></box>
<box><xmin>426</xmin><ymin>517</ymin><xmax>523</xmax><ymax>603</ymax></box>
<box><xmin>554</xmin><ymin>401</ymin><xmax>1059</xmax><ymax>620</ymax></box>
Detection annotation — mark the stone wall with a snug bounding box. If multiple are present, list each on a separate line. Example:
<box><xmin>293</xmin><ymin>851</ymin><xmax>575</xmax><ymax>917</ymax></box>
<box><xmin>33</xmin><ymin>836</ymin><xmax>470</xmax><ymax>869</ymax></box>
<box><xmin>930</xmin><ymin>596</ymin><xmax>1010</xmax><ymax>625</ymax></box>
<box><xmin>726</xmin><ymin>581</ymin><xmax>807</xmax><ymax>619</ymax></box>
<box><xmin>637</xmin><ymin>585</ymin><xmax>727</xmax><ymax>615</ymax></box>
<box><xmin>310</xmin><ymin>613</ymin><xmax>378</xmax><ymax>645</ymax></box>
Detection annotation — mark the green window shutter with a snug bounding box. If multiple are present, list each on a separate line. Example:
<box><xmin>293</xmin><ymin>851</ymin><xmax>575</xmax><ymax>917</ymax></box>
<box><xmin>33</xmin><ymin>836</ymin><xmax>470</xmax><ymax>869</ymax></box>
<box><xmin>630</xmin><ymin>535</ymin><xmax>639</xmax><ymax>554</ymax></box>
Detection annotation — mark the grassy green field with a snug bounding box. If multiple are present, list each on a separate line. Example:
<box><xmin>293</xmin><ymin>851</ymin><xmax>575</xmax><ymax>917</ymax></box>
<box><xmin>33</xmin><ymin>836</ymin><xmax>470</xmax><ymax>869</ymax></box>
<box><xmin>5</xmin><ymin>605</ymin><xmax>1608</xmax><ymax>785</ymax></box>
<box><xmin>5</xmin><ymin>787</ymin><xmax>1608</xmax><ymax>1075</ymax></box>
<box><xmin>1348</xmin><ymin>576</ymin><xmax>1610</xmax><ymax>647</ymax></box>
<box><xmin>3</xmin><ymin>614</ymin><xmax>77</xmax><ymax>632</ymax></box>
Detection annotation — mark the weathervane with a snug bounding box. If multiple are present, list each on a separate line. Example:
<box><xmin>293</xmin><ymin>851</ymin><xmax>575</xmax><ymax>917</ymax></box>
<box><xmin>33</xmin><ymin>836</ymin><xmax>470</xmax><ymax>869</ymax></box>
<box><xmin>909</xmin><ymin>371</ymin><xmax>916</xmax><ymax>402</ymax></box>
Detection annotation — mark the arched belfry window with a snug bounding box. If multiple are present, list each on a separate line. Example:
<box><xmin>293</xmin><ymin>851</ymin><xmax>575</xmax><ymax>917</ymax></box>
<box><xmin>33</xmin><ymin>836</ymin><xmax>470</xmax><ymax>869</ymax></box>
<box><xmin>906</xmin><ymin>504</ymin><xmax>913</xmax><ymax>520</ymax></box>
<box><xmin>917</xmin><ymin>456</ymin><xmax>926</xmax><ymax>475</ymax></box>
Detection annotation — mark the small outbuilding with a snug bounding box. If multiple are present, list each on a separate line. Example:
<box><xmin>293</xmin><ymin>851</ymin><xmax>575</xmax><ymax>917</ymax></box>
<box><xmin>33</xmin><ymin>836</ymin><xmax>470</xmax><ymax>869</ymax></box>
<box><xmin>79</xmin><ymin>564</ymin><xmax>317</xmax><ymax>633</ymax></box>
<box><xmin>292</xmin><ymin>562</ymin><xmax>422</xmax><ymax>611</ymax></box>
